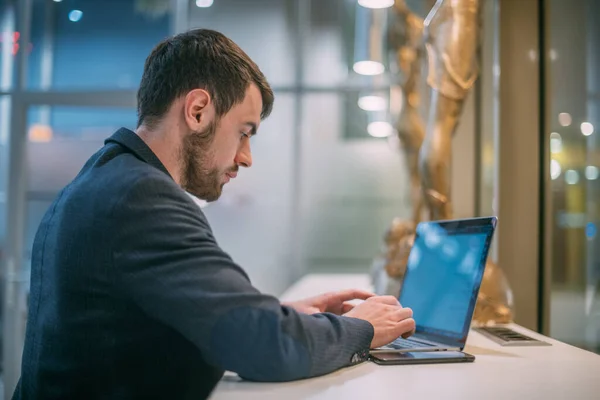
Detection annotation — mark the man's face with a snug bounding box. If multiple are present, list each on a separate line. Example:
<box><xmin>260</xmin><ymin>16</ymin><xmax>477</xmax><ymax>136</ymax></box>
<box><xmin>181</xmin><ymin>84</ymin><xmax>263</xmax><ymax>201</ymax></box>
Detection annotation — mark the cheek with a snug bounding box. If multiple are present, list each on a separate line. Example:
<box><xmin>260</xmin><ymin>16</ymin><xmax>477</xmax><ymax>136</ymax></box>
<box><xmin>211</xmin><ymin>135</ymin><xmax>238</xmax><ymax>169</ymax></box>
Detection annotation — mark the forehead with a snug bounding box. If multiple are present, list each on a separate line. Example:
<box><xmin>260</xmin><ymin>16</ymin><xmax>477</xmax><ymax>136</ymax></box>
<box><xmin>226</xmin><ymin>84</ymin><xmax>263</xmax><ymax>123</ymax></box>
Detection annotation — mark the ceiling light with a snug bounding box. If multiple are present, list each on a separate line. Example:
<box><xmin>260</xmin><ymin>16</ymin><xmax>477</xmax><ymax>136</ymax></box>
<box><xmin>550</xmin><ymin>132</ymin><xmax>562</xmax><ymax>154</ymax></box>
<box><xmin>585</xmin><ymin>166</ymin><xmax>599</xmax><ymax>181</ymax></box>
<box><xmin>353</xmin><ymin>60</ymin><xmax>384</xmax><ymax>76</ymax></box>
<box><xmin>358</xmin><ymin>95</ymin><xmax>387</xmax><ymax>111</ymax></box>
<box><xmin>581</xmin><ymin>122</ymin><xmax>594</xmax><ymax>136</ymax></box>
<box><xmin>353</xmin><ymin>5</ymin><xmax>386</xmax><ymax>76</ymax></box>
<box><xmin>550</xmin><ymin>160</ymin><xmax>561</xmax><ymax>180</ymax></box>
<box><xmin>558</xmin><ymin>113</ymin><xmax>571</xmax><ymax>127</ymax></box>
<box><xmin>368</xmin><ymin>121</ymin><xmax>394</xmax><ymax>138</ymax></box>
<box><xmin>68</xmin><ymin>10</ymin><xmax>83</xmax><ymax>22</ymax></box>
<box><xmin>565</xmin><ymin>169</ymin><xmax>579</xmax><ymax>185</ymax></box>
<box><xmin>196</xmin><ymin>0</ymin><xmax>214</xmax><ymax>7</ymax></box>
<box><xmin>358</xmin><ymin>0</ymin><xmax>394</xmax><ymax>9</ymax></box>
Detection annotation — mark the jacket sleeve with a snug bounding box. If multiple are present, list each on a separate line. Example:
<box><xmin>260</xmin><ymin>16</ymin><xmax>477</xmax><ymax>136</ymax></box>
<box><xmin>110</xmin><ymin>174</ymin><xmax>374</xmax><ymax>382</ymax></box>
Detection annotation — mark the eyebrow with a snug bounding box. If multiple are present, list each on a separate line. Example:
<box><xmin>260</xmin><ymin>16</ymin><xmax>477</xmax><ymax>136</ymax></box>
<box><xmin>244</xmin><ymin>122</ymin><xmax>258</xmax><ymax>136</ymax></box>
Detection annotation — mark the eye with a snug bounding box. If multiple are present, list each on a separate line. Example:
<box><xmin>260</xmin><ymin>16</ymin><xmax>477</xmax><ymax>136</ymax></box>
<box><xmin>240</xmin><ymin>132</ymin><xmax>250</xmax><ymax>140</ymax></box>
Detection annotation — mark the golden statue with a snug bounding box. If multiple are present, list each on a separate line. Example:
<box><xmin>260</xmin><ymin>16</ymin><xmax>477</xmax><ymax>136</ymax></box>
<box><xmin>419</xmin><ymin>0</ymin><xmax>479</xmax><ymax>220</ymax></box>
<box><xmin>373</xmin><ymin>0</ymin><xmax>514</xmax><ymax>325</ymax></box>
<box><xmin>388</xmin><ymin>0</ymin><xmax>427</xmax><ymax>225</ymax></box>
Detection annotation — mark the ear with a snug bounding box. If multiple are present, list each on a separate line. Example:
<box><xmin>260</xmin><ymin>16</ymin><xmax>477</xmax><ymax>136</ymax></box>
<box><xmin>183</xmin><ymin>89</ymin><xmax>215</xmax><ymax>131</ymax></box>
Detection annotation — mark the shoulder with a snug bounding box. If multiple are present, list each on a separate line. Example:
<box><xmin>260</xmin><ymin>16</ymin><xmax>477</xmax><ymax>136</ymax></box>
<box><xmin>111</xmin><ymin>169</ymin><xmax>212</xmax><ymax>233</ymax></box>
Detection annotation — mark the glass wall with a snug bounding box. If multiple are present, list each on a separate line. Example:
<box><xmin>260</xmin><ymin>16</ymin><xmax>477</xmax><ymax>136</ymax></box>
<box><xmin>299</xmin><ymin>91</ymin><xmax>410</xmax><ymax>273</ymax></box>
<box><xmin>0</xmin><ymin>0</ymin><xmax>489</xmax><ymax>395</ymax></box>
<box><xmin>0</xmin><ymin>1</ymin><xmax>420</xmax><ymax>393</ymax></box>
<box><xmin>546</xmin><ymin>0</ymin><xmax>600</xmax><ymax>353</ymax></box>
<box><xmin>184</xmin><ymin>0</ymin><xmax>424</xmax><ymax>281</ymax></box>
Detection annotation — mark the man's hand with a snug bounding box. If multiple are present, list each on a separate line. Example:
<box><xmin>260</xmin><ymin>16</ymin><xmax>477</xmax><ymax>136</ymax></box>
<box><xmin>282</xmin><ymin>289</ymin><xmax>375</xmax><ymax>315</ymax></box>
<box><xmin>344</xmin><ymin>296</ymin><xmax>416</xmax><ymax>348</ymax></box>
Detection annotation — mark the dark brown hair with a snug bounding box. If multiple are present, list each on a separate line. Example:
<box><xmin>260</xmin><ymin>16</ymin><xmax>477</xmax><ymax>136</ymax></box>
<box><xmin>137</xmin><ymin>29</ymin><xmax>274</xmax><ymax>128</ymax></box>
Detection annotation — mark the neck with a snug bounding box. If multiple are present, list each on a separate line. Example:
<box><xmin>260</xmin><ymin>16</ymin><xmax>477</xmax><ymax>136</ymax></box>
<box><xmin>135</xmin><ymin>120</ymin><xmax>184</xmax><ymax>186</ymax></box>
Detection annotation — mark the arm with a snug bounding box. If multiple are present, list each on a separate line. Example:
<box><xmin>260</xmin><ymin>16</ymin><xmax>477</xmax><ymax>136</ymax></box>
<box><xmin>111</xmin><ymin>175</ymin><xmax>374</xmax><ymax>381</ymax></box>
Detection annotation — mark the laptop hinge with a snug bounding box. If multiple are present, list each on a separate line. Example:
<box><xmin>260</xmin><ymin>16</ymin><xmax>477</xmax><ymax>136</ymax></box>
<box><xmin>418</xmin><ymin>332</ymin><xmax>464</xmax><ymax>349</ymax></box>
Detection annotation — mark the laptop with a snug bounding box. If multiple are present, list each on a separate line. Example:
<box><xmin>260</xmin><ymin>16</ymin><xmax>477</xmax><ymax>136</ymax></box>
<box><xmin>371</xmin><ymin>216</ymin><xmax>497</xmax><ymax>354</ymax></box>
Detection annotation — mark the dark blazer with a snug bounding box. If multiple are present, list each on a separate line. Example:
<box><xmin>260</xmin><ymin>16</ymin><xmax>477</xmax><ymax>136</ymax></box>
<box><xmin>13</xmin><ymin>128</ymin><xmax>373</xmax><ymax>399</ymax></box>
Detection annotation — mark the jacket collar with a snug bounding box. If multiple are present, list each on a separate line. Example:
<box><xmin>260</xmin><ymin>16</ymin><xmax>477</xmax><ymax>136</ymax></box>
<box><xmin>105</xmin><ymin>128</ymin><xmax>173</xmax><ymax>179</ymax></box>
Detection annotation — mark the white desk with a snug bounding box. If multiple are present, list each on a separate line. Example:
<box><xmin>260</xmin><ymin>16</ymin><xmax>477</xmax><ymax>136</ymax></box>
<box><xmin>212</xmin><ymin>274</ymin><xmax>600</xmax><ymax>400</ymax></box>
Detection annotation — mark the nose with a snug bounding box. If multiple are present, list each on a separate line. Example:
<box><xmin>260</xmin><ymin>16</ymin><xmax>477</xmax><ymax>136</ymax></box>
<box><xmin>235</xmin><ymin>140</ymin><xmax>252</xmax><ymax>168</ymax></box>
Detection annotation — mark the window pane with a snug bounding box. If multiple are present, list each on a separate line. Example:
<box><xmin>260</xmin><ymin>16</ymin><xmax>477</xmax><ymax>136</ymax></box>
<box><xmin>1</xmin><ymin>0</ymin><xmax>17</xmax><ymax>90</ymax></box>
<box><xmin>299</xmin><ymin>92</ymin><xmax>410</xmax><ymax>273</ymax></box>
<box><xmin>303</xmin><ymin>0</ymin><xmax>351</xmax><ymax>86</ymax></box>
<box><xmin>547</xmin><ymin>0</ymin><xmax>600</xmax><ymax>354</ymax></box>
<box><xmin>25</xmin><ymin>99</ymin><xmax>296</xmax><ymax>296</ymax></box>
<box><xmin>478</xmin><ymin>0</ymin><xmax>498</xmax><ymax>219</ymax></box>
<box><xmin>186</xmin><ymin>0</ymin><xmax>295</xmax><ymax>87</ymax></box>
<box><xmin>27</xmin><ymin>0</ymin><xmax>170</xmax><ymax>90</ymax></box>
<box><xmin>27</xmin><ymin>106</ymin><xmax>137</xmax><ymax>193</ymax></box>
<box><xmin>203</xmin><ymin>94</ymin><xmax>295</xmax><ymax>295</ymax></box>
<box><xmin>303</xmin><ymin>0</ymin><xmax>435</xmax><ymax>87</ymax></box>
<box><xmin>25</xmin><ymin>105</ymin><xmax>136</xmax><ymax>273</ymax></box>
<box><xmin>0</xmin><ymin>95</ymin><xmax>10</xmax><ymax>245</ymax></box>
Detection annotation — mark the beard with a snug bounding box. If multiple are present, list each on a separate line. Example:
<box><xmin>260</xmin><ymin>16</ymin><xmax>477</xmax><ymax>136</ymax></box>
<box><xmin>180</xmin><ymin>121</ymin><xmax>225</xmax><ymax>202</ymax></box>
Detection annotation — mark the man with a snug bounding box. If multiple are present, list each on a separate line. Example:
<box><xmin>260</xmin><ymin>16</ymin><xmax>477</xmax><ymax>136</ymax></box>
<box><xmin>14</xmin><ymin>29</ymin><xmax>415</xmax><ymax>399</ymax></box>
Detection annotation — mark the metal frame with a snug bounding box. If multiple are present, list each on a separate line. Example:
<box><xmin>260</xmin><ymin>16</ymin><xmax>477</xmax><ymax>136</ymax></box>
<box><xmin>583</xmin><ymin>0</ymin><xmax>600</xmax><ymax>350</ymax></box>
<box><xmin>496</xmin><ymin>0</ymin><xmax>543</xmax><ymax>332</ymax></box>
<box><xmin>539</xmin><ymin>0</ymin><xmax>551</xmax><ymax>336</ymax></box>
<box><xmin>3</xmin><ymin>0</ymin><xmax>32</xmax><ymax>396</ymax></box>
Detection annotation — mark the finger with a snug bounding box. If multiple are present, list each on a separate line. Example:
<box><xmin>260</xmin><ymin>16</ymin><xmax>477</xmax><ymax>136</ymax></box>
<box><xmin>381</xmin><ymin>304</ymin><xmax>403</xmax><ymax>312</ymax></box>
<box><xmin>395</xmin><ymin>318</ymin><xmax>416</xmax><ymax>337</ymax></box>
<box><xmin>334</xmin><ymin>289</ymin><xmax>376</xmax><ymax>302</ymax></box>
<box><xmin>393</xmin><ymin>307</ymin><xmax>413</xmax><ymax>321</ymax></box>
<box><xmin>401</xmin><ymin>327</ymin><xmax>416</xmax><ymax>339</ymax></box>
<box><xmin>341</xmin><ymin>302</ymin><xmax>355</xmax><ymax>314</ymax></box>
<box><xmin>371</xmin><ymin>295</ymin><xmax>400</xmax><ymax>306</ymax></box>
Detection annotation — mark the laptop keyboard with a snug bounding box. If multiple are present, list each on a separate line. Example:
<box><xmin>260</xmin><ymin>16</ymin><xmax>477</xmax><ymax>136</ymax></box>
<box><xmin>388</xmin><ymin>337</ymin><xmax>437</xmax><ymax>349</ymax></box>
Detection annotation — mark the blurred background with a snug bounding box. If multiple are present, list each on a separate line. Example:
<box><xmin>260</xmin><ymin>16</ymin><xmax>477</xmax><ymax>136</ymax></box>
<box><xmin>0</xmin><ymin>0</ymin><xmax>598</xmax><ymax>397</ymax></box>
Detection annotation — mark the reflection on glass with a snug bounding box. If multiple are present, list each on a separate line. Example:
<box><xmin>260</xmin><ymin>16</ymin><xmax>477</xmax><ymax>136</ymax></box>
<box><xmin>580</xmin><ymin>122</ymin><xmax>594</xmax><ymax>136</ymax></box>
<box><xmin>353</xmin><ymin>60</ymin><xmax>385</xmax><ymax>76</ymax></box>
<box><xmin>400</xmin><ymin>228</ymin><xmax>489</xmax><ymax>336</ymax></box>
<box><xmin>441</xmin><ymin>239</ymin><xmax>459</xmax><ymax>260</ymax></box>
<box><xmin>358</xmin><ymin>94</ymin><xmax>387</xmax><ymax>111</ymax></box>
<box><xmin>195</xmin><ymin>0</ymin><xmax>214</xmax><ymax>7</ymax></box>
<box><xmin>358</xmin><ymin>0</ymin><xmax>394</xmax><ymax>9</ymax></box>
<box><xmin>550</xmin><ymin>132</ymin><xmax>563</xmax><ymax>153</ymax></box>
<box><xmin>559</xmin><ymin>112</ymin><xmax>572</xmax><ymax>127</ymax></box>
<box><xmin>68</xmin><ymin>9</ymin><xmax>83</xmax><ymax>22</ymax></box>
<box><xmin>585</xmin><ymin>166</ymin><xmax>599</xmax><ymax>181</ymax></box>
<box><xmin>565</xmin><ymin>170</ymin><xmax>580</xmax><ymax>185</ymax></box>
<box><xmin>367</xmin><ymin>120</ymin><xmax>393</xmax><ymax>138</ymax></box>
<box><xmin>300</xmin><ymin>92</ymin><xmax>411</xmax><ymax>273</ymax></box>
<box><xmin>551</xmin><ymin>159</ymin><xmax>562</xmax><ymax>180</ymax></box>
<box><xmin>353</xmin><ymin>5</ymin><xmax>387</xmax><ymax>76</ymax></box>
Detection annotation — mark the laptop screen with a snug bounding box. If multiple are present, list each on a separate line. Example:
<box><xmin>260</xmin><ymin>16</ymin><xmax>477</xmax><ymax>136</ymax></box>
<box><xmin>398</xmin><ymin>218</ymin><xmax>496</xmax><ymax>341</ymax></box>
